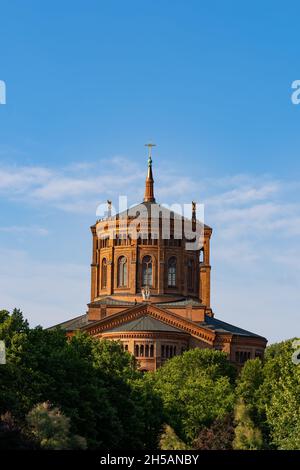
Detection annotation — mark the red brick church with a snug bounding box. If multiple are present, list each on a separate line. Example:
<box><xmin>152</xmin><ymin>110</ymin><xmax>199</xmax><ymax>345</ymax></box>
<box><xmin>51</xmin><ymin>147</ymin><xmax>267</xmax><ymax>371</ymax></box>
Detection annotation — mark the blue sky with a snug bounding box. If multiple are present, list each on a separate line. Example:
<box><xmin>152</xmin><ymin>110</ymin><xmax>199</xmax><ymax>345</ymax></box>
<box><xmin>0</xmin><ymin>0</ymin><xmax>300</xmax><ymax>342</ymax></box>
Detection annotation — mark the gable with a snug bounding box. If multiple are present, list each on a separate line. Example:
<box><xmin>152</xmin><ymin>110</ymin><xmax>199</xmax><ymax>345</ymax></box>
<box><xmin>82</xmin><ymin>303</ymin><xmax>216</xmax><ymax>345</ymax></box>
<box><xmin>107</xmin><ymin>315</ymin><xmax>183</xmax><ymax>333</ymax></box>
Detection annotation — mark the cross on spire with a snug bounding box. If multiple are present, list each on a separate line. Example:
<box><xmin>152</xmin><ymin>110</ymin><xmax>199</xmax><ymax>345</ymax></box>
<box><xmin>145</xmin><ymin>142</ymin><xmax>156</xmax><ymax>167</ymax></box>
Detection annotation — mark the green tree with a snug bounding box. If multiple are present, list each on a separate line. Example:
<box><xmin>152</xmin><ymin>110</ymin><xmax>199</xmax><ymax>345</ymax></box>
<box><xmin>146</xmin><ymin>349</ymin><xmax>236</xmax><ymax>444</ymax></box>
<box><xmin>236</xmin><ymin>339</ymin><xmax>300</xmax><ymax>449</ymax></box>
<box><xmin>159</xmin><ymin>425</ymin><xmax>189</xmax><ymax>450</ymax></box>
<box><xmin>0</xmin><ymin>311</ymin><xmax>163</xmax><ymax>450</ymax></box>
<box><xmin>233</xmin><ymin>399</ymin><xmax>263</xmax><ymax>450</ymax></box>
<box><xmin>263</xmin><ymin>339</ymin><xmax>300</xmax><ymax>449</ymax></box>
<box><xmin>235</xmin><ymin>358</ymin><xmax>267</xmax><ymax>438</ymax></box>
<box><xmin>26</xmin><ymin>402</ymin><xmax>86</xmax><ymax>449</ymax></box>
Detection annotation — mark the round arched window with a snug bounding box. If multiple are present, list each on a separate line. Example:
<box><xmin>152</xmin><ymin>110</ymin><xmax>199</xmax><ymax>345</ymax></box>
<box><xmin>101</xmin><ymin>258</ymin><xmax>107</xmax><ymax>289</ymax></box>
<box><xmin>142</xmin><ymin>255</ymin><xmax>152</xmax><ymax>286</ymax></box>
<box><xmin>118</xmin><ymin>256</ymin><xmax>127</xmax><ymax>287</ymax></box>
<box><xmin>168</xmin><ymin>257</ymin><xmax>177</xmax><ymax>287</ymax></box>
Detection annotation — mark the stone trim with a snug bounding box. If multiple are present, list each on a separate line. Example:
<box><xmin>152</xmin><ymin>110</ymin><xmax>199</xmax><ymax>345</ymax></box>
<box><xmin>83</xmin><ymin>303</ymin><xmax>215</xmax><ymax>344</ymax></box>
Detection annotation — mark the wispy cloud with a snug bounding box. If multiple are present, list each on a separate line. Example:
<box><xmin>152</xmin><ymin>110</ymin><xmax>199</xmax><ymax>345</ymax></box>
<box><xmin>0</xmin><ymin>226</ymin><xmax>49</xmax><ymax>236</ymax></box>
<box><xmin>0</xmin><ymin>158</ymin><xmax>144</xmax><ymax>212</ymax></box>
<box><xmin>0</xmin><ymin>166</ymin><xmax>52</xmax><ymax>192</ymax></box>
<box><xmin>0</xmin><ymin>248</ymin><xmax>88</xmax><ymax>327</ymax></box>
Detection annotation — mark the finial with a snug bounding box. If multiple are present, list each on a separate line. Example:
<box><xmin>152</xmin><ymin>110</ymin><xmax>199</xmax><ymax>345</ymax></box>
<box><xmin>107</xmin><ymin>200</ymin><xmax>112</xmax><ymax>218</ymax></box>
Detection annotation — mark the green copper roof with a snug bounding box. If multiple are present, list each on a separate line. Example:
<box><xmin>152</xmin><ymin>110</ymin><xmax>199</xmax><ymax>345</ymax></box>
<box><xmin>107</xmin><ymin>315</ymin><xmax>184</xmax><ymax>333</ymax></box>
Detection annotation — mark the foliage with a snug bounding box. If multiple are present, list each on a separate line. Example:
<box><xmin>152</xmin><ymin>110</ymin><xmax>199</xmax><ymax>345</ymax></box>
<box><xmin>233</xmin><ymin>399</ymin><xmax>263</xmax><ymax>450</ymax></box>
<box><xmin>263</xmin><ymin>339</ymin><xmax>300</xmax><ymax>449</ymax></box>
<box><xmin>1</xmin><ymin>309</ymin><xmax>300</xmax><ymax>450</ymax></box>
<box><xmin>193</xmin><ymin>414</ymin><xmax>234</xmax><ymax>450</ymax></box>
<box><xmin>145</xmin><ymin>348</ymin><xmax>236</xmax><ymax>443</ymax></box>
<box><xmin>0</xmin><ymin>309</ymin><xmax>163</xmax><ymax>449</ymax></box>
<box><xmin>26</xmin><ymin>402</ymin><xmax>86</xmax><ymax>449</ymax></box>
<box><xmin>159</xmin><ymin>425</ymin><xmax>190</xmax><ymax>450</ymax></box>
<box><xmin>0</xmin><ymin>412</ymin><xmax>37</xmax><ymax>449</ymax></box>
<box><xmin>236</xmin><ymin>339</ymin><xmax>300</xmax><ymax>450</ymax></box>
<box><xmin>235</xmin><ymin>358</ymin><xmax>267</xmax><ymax>437</ymax></box>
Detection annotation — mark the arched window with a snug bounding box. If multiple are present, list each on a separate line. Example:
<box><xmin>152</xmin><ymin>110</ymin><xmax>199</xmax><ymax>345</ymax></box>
<box><xmin>168</xmin><ymin>257</ymin><xmax>177</xmax><ymax>287</ymax></box>
<box><xmin>188</xmin><ymin>259</ymin><xmax>194</xmax><ymax>290</ymax></box>
<box><xmin>118</xmin><ymin>256</ymin><xmax>127</xmax><ymax>287</ymax></box>
<box><xmin>142</xmin><ymin>255</ymin><xmax>152</xmax><ymax>286</ymax></box>
<box><xmin>101</xmin><ymin>258</ymin><xmax>107</xmax><ymax>289</ymax></box>
<box><xmin>145</xmin><ymin>344</ymin><xmax>149</xmax><ymax>357</ymax></box>
<box><xmin>150</xmin><ymin>344</ymin><xmax>154</xmax><ymax>357</ymax></box>
<box><xmin>135</xmin><ymin>344</ymin><xmax>139</xmax><ymax>357</ymax></box>
<box><xmin>140</xmin><ymin>344</ymin><xmax>144</xmax><ymax>357</ymax></box>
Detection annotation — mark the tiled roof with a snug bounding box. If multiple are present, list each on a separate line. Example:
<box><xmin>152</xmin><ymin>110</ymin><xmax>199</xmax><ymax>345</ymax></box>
<box><xmin>197</xmin><ymin>315</ymin><xmax>264</xmax><ymax>338</ymax></box>
<box><xmin>47</xmin><ymin>314</ymin><xmax>91</xmax><ymax>332</ymax></box>
<box><xmin>48</xmin><ymin>308</ymin><xmax>265</xmax><ymax>340</ymax></box>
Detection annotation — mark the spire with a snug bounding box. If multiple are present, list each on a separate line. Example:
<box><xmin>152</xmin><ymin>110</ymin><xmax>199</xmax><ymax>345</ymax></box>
<box><xmin>143</xmin><ymin>143</ymin><xmax>156</xmax><ymax>203</ymax></box>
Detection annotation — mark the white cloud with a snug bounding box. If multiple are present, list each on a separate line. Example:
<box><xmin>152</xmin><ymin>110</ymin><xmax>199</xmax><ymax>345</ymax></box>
<box><xmin>0</xmin><ymin>166</ymin><xmax>52</xmax><ymax>192</ymax></box>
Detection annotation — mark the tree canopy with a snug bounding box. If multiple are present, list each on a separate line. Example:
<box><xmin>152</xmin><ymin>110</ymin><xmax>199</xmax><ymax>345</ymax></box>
<box><xmin>0</xmin><ymin>309</ymin><xmax>300</xmax><ymax>450</ymax></box>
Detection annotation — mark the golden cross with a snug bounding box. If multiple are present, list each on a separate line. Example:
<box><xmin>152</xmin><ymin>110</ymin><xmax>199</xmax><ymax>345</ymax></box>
<box><xmin>145</xmin><ymin>142</ymin><xmax>156</xmax><ymax>164</ymax></box>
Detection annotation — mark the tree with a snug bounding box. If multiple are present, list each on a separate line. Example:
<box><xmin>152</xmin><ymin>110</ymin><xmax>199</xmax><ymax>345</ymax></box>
<box><xmin>235</xmin><ymin>358</ymin><xmax>267</xmax><ymax>438</ymax></box>
<box><xmin>26</xmin><ymin>402</ymin><xmax>86</xmax><ymax>449</ymax></box>
<box><xmin>235</xmin><ymin>339</ymin><xmax>300</xmax><ymax>449</ymax></box>
<box><xmin>0</xmin><ymin>412</ymin><xmax>37</xmax><ymax>450</ymax></box>
<box><xmin>0</xmin><ymin>310</ymin><xmax>163</xmax><ymax>450</ymax></box>
<box><xmin>233</xmin><ymin>399</ymin><xmax>263</xmax><ymax>450</ymax></box>
<box><xmin>263</xmin><ymin>339</ymin><xmax>300</xmax><ymax>449</ymax></box>
<box><xmin>193</xmin><ymin>414</ymin><xmax>234</xmax><ymax>450</ymax></box>
<box><xmin>145</xmin><ymin>349</ymin><xmax>236</xmax><ymax>444</ymax></box>
<box><xmin>159</xmin><ymin>425</ymin><xmax>189</xmax><ymax>450</ymax></box>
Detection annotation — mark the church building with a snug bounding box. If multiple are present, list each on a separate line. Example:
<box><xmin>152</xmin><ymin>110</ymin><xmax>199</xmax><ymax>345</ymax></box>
<box><xmin>52</xmin><ymin>147</ymin><xmax>267</xmax><ymax>371</ymax></box>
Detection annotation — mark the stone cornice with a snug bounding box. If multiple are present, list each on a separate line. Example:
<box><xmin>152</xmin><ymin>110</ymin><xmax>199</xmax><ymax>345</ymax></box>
<box><xmin>102</xmin><ymin>331</ymin><xmax>190</xmax><ymax>341</ymax></box>
<box><xmin>231</xmin><ymin>335</ymin><xmax>268</xmax><ymax>347</ymax></box>
<box><xmin>213</xmin><ymin>333</ymin><xmax>233</xmax><ymax>345</ymax></box>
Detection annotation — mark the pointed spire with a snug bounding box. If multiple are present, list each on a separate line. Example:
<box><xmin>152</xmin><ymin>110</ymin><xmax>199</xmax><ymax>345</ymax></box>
<box><xmin>143</xmin><ymin>143</ymin><xmax>156</xmax><ymax>203</ymax></box>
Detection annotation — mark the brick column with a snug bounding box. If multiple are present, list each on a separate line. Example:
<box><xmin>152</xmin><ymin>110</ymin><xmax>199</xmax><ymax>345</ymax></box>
<box><xmin>158</xmin><ymin>240</ymin><xmax>165</xmax><ymax>294</ymax></box>
<box><xmin>130</xmin><ymin>246</ymin><xmax>138</xmax><ymax>294</ymax></box>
